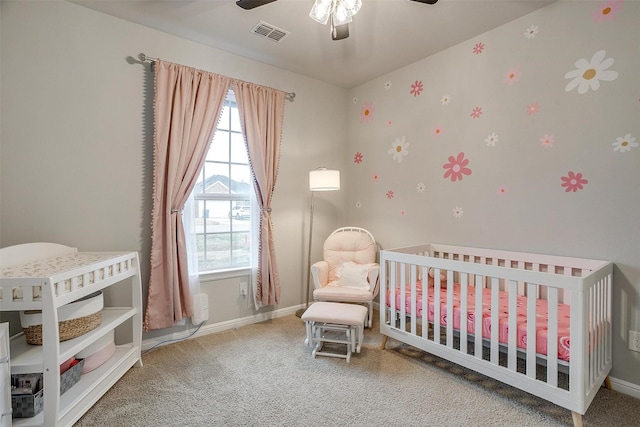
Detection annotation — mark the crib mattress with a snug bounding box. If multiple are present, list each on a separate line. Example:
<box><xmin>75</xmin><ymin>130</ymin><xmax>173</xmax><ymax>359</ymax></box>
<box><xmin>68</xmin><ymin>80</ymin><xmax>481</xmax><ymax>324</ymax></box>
<box><xmin>387</xmin><ymin>282</ymin><xmax>571</xmax><ymax>361</ymax></box>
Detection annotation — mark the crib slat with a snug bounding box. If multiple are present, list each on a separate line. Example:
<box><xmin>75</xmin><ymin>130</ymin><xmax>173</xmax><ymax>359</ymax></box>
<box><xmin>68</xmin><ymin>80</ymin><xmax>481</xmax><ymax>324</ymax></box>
<box><xmin>547</xmin><ymin>287</ymin><xmax>559</xmax><ymax>388</ymax></box>
<box><xmin>526</xmin><ymin>282</ymin><xmax>537</xmax><ymax>378</ymax></box>
<box><xmin>400</xmin><ymin>263</ymin><xmax>406</xmax><ymax>331</ymax></box>
<box><xmin>389</xmin><ymin>261</ymin><xmax>396</xmax><ymax>328</ymax></box>
<box><xmin>475</xmin><ymin>275</ymin><xmax>483</xmax><ymax>359</ymax></box>
<box><xmin>446</xmin><ymin>269</ymin><xmax>454</xmax><ymax>348</ymax></box>
<box><xmin>410</xmin><ymin>264</ymin><xmax>417</xmax><ymax>336</ymax></box>
<box><xmin>460</xmin><ymin>272</ymin><xmax>468</xmax><ymax>355</ymax></box>
<box><xmin>490</xmin><ymin>277</ymin><xmax>499</xmax><ymax>365</ymax></box>
<box><xmin>507</xmin><ymin>280</ymin><xmax>518</xmax><ymax>371</ymax></box>
<box><xmin>589</xmin><ymin>285</ymin><xmax>596</xmax><ymax>388</ymax></box>
<box><xmin>421</xmin><ymin>267</ymin><xmax>428</xmax><ymax>338</ymax></box>
<box><xmin>569</xmin><ymin>288</ymin><xmax>585</xmax><ymax>396</ymax></box>
<box><xmin>434</xmin><ymin>268</ymin><xmax>442</xmax><ymax>345</ymax></box>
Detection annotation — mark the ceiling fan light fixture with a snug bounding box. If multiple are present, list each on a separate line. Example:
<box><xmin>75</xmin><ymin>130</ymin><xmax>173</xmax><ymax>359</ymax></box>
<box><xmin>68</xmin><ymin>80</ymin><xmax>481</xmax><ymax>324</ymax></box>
<box><xmin>332</xmin><ymin>6</ymin><xmax>353</xmax><ymax>26</ymax></box>
<box><xmin>339</xmin><ymin>0</ymin><xmax>362</xmax><ymax>16</ymax></box>
<box><xmin>309</xmin><ymin>0</ymin><xmax>333</xmax><ymax>25</ymax></box>
<box><xmin>309</xmin><ymin>0</ymin><xmax>361</xmax><ymax>27</ymax></box>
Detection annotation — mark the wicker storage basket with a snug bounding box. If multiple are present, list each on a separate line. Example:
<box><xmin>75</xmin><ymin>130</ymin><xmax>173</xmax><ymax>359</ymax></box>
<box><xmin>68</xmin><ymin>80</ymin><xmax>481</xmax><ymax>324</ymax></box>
<box><xmin>20</xmin><ymin>291</ymin><xmax>103</xmax><ymax>345</ymax></box>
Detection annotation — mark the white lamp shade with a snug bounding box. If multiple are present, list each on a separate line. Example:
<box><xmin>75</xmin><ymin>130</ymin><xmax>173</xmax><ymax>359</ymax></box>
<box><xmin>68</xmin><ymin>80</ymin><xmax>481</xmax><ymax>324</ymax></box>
<box><xmin>309</xmin><ymin>169</ymin><xmax>340</xmax><ymax>191</ymax></box>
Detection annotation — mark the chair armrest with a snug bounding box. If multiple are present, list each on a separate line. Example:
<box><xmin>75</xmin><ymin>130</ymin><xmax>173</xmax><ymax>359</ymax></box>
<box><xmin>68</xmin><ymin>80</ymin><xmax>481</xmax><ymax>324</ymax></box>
<box><xmin>367</xmin><ymin>264</ymin><xmax>380</xmax><ymax>297</ymax></box>
<box><xmin>310</xmin><ymin>261</ymin><xmax>329</xmax><ymax>290</ymax></box>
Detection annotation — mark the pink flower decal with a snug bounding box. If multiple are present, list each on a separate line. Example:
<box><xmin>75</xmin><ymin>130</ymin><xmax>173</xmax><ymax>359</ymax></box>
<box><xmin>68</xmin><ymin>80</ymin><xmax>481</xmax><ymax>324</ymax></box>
<box><xmin>372</xmin><ymin>173</ymin><xmax>380</xmax><ymax>181</ymax></box>
<box><xmin>360</xmin><ymin>102</ymin><xmax>375</xmax><ymax>123</ymax></box>
<box><xmin>592</xmin><ymin>0</ymin><xmax>623</xmax><ymax>22</ymax></box>
<box><xmin>400</xmin><ymin>210</ymin><xmax>406</xmax><ymax>217</ymax></box>
<box><xmin>354</xmin><ymin>152</ymin><xmax>363</xmax><ymax>164</ymax></box>
<box><xmin>561</xmin><ymin>171</ymin><xmax>589</xmax><ymax>192</ymax></box>
<box><xmin>410</xmin><ymin>80</ymin><xmax>424</xmax><ymax>97</ymax></box>
<box><xmin>387</xmin><ymin>120</ymin><xmax>393</xmax><ymax>127</ymax></box>
<box><xmin>498</xmin><ymin>185</ymin><xmax>508</xmax><ymax>195</ymax></box>
<box><xmin>434</xmin><ymin>126</ymin><xmax>443</xmax><ymax>136</ymax></box>
<box><xmin>470</xmin><ymin>107</ymin><xmax>483</xmax><ymax>119</ymax></box>
<box><xmin>526</xmin><ymin>102</ymin><xmax>540</xmax><ymax>116</ymax></box>
<box><xmin>504</xmin><ymin>66</ymin><xmax>522</xmax><ymax>85</ymax></box>
<box><xmin>443</xmin><ymin>152</ymin><xmax>472</xmax><ymax>182</ymax></box>
<box><xmin>540</xmin><ymin>134</ymin><xmax>554</xmax><ymax>148</ymax></box>
<box><xmin>386</xmin><ymin>190</ymin><xmax>394</xmax><ymax>199</ymax></box>
<box><xmin>473</xmin><ymin>42</ymin><xmax>485</xmax><ymax>54</ymax></box>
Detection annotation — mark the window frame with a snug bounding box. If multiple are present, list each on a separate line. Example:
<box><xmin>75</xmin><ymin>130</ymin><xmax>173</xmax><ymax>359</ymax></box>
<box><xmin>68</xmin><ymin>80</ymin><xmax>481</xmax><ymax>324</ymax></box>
<box><xmin>191</xmin><ymin>89</ymin><xmax>255</xmax><ymax>278</ymax></box>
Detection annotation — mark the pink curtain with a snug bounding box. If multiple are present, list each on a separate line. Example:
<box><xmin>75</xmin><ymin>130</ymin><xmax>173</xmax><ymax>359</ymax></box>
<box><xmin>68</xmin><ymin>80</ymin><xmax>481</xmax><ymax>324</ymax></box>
<box><xmin>145</xmin><ymin>60</ymin><xmax>231</xmax><ymax>331</ymax></box>
<box><xmin>234</xmin><ymin>81</ymin><xmax>286</xmax><ymax>306</ymax></box>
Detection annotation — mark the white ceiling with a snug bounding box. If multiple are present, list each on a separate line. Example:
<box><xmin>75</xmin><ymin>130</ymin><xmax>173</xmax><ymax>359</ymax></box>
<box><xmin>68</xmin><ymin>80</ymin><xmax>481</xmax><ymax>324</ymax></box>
<box><xmin>73</xmin><ymin>0</ymin><xmax>555</xmax><ymax>89</ymax></box>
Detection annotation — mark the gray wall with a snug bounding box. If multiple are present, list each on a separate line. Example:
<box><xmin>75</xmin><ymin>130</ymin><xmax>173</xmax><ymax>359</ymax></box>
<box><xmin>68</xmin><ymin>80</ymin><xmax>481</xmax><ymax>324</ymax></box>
<box><xmin>0</xmin><ymin>1</ymin><xmax>347</xmax><ymax>337</ymax></box>
<box><xmin>346</xmin><ymin>1</ymin><xmax>640</xmax><ymax>386</ymax></box>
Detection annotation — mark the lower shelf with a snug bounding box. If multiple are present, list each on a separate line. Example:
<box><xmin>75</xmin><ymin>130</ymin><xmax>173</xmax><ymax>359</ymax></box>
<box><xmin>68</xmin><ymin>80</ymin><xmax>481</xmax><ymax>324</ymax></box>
<box><xmin>12</xmin><ymin>344</ymin><xmax>141</xmax><ymax>427</ymax></box>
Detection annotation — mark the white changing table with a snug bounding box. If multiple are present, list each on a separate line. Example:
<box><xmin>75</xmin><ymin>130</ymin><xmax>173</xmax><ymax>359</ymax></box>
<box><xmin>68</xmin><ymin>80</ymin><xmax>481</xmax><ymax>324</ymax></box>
<box><xmin>0</xmin><ymin>243</ymin><xmax>143</xmax><ymax>426</ymax></box>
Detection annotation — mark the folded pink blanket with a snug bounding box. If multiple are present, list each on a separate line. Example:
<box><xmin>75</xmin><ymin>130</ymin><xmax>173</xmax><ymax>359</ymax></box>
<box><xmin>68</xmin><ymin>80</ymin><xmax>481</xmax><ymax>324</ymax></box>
<box><xmin>387</xmin><ymin>282</ymin><xmax>571</xmax><ymax>361</ymax></box>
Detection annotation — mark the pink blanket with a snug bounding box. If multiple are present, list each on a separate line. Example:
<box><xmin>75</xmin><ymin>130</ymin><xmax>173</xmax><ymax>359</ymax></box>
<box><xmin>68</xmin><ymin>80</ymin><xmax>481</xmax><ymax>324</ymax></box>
<box><xmin>386</xmin><ymin>282</ymin><xmax>571</xmax><ymax>361</ymax></box>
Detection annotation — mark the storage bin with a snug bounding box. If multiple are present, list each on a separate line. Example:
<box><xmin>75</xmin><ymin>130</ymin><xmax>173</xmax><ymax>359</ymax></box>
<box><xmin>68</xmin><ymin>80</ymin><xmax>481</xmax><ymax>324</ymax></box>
<box><xmin>11</xmin><ymin>359</ymin><xmax>85</xmax><ymax>418</ymax></box>
<box><xmin>20</xmin><ymin>291</ymin><xmax>103</xmax><ymax>345</ymax></box>
<box><xmin>77</xmin><ymin>330</ymin><xmax>115</xmax><ymax>373</ymax></box>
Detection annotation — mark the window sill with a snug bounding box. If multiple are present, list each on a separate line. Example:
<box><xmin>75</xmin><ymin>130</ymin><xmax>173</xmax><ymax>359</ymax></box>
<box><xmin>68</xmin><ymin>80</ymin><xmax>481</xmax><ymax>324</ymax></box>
<box><xmin>199</xmin><ymin>267</ymin><xmax>251</xmax><ymax>282</ymax></box>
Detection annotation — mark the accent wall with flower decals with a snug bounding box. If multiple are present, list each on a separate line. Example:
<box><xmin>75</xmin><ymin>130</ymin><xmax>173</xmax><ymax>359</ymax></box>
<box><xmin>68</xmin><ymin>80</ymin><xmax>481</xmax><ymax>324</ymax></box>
<box><xmin>346</xmin><ymin>0</ymin><xmax>638</xmax><ymax>386</ymax></box>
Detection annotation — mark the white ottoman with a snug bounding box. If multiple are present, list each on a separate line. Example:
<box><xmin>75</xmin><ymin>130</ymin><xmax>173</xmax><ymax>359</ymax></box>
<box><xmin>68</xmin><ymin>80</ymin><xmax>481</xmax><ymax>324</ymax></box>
<box><xmin>301</xmin><ymin>302</ymin><xmax>368</xmax><ymax>363</ymax></box>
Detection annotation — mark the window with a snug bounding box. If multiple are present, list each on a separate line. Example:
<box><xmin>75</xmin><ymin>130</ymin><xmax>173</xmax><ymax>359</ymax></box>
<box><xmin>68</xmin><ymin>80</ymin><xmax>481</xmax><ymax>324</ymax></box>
<box><xmin>191</xmin><ymin>90</ymin><xmax>253</xmax><ymax>273</ymax></box>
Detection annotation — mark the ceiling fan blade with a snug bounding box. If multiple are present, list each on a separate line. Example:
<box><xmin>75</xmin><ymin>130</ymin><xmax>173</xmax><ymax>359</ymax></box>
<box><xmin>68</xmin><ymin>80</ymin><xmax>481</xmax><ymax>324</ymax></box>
<box><xmin>410</xmin><ymin>0</ymin><xmax>439</xmax><ymax>4</ymax></box>
<box><xmin>236</xmin><ymin>0</ymin><xmax>278</xmax><ymax>10</ymax></box>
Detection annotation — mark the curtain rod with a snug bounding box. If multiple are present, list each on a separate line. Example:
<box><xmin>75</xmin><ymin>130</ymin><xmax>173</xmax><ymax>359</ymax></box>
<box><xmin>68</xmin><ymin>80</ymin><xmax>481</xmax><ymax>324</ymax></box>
<box><xmin>138</xmin><ymin>53</ymin><xmax>296</xmax><ymax>102</ymax></box>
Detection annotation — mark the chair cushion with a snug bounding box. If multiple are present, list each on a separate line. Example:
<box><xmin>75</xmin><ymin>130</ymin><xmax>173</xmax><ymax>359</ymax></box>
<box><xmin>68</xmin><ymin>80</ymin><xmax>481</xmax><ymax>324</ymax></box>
<box><xmin>314</xmin><ymin>286</ymin><xmax>374</xmax><ymax>303</ymax></box>
<box><xmin>334</xmin><ymin>261</ymin><xmax>375</xmax><ymax>289</ymax></box>
<box><xmin>301</xmin><ymin>302</ymin><xmax>368</xmax><ymax>326</ymax></box>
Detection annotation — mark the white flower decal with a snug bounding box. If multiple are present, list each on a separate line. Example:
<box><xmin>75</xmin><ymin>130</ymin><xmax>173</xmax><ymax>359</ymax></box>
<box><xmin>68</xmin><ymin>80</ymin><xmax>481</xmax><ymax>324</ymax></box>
<box><xmin>564</xmin><ymin>50</ymin><xmax>618</xmax><ymax>94</ymax></box>
<box><xmin>440</xmin><ymin>94</ymin><xmax>452</xmax><ymax>105</ymax></box>
<box><xmin>384</xmin><ymin>81</ymin><xmax>392</xmax><ymax>91</ymax></box>
<box><xmin>355</xmin><ymin>201</ymin><xmax>362</xmax><ymax>208</ymax></box>
<box><xmin>524</xmin><ymin>25</ymin><xmax>539</xmax><ymax>39</ymax></box>
<box><xmin>352</xmin><ymin>97</ymin><xmax>359</xmax><ymax>104</ymax></box>
<box><xmin>453</xmin><ymin>207</ymin><xmax>464</xmax><ymax>218</ymax></box>
<box><xmin>613</xmin><ymin>134</ymin><xmax>638</xmax><ymax>152</ymax></box>
<box><xmin>388</xmin><ymin>136</ymin><xmax>410</xmax><ymax>163</ymax></box>
<box><xmin>485</xmin><ymin>132</ymin><xmax>499</xmax><ymax>147</ymax></box>
<box><xmin>416</xmin><ymin>183</ymin><xmax>426</xmax><ymax>193</ymax></box>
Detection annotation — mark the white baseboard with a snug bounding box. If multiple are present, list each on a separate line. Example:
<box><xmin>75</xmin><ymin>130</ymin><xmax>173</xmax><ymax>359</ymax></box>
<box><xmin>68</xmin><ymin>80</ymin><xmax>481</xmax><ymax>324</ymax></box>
<box><xmin>142</xmin><ymin>305</ymin><xmax>301</xmax><ymax>352</ymax></box>
<box><xmin>609</xmin><ymin>376</ymin><xmax>640</xmax><ymax>400</ymax></box>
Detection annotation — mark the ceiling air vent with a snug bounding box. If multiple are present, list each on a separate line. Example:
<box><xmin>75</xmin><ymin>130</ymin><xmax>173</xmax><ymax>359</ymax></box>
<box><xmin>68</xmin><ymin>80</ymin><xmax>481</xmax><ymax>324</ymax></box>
<box><xmin>251</xmin><ymin>21</ymin><xmax>290</xmax><ymax>43</ymax></box>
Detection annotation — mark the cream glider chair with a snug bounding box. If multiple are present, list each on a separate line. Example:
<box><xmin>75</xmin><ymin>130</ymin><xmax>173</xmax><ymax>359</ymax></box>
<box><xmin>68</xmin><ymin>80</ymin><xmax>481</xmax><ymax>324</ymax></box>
<box><xmin>310</xmin><ymin>227</ymin><xmax>379</xmax><ymax>328</ymax></box>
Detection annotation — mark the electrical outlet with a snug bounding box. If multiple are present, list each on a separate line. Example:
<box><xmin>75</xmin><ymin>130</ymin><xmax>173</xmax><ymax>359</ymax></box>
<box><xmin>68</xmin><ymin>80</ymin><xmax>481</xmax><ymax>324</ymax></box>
<box><xmin>629</xmin><ymin>330</ymin><xmax>640</xmax><ymax>352</ymax></box>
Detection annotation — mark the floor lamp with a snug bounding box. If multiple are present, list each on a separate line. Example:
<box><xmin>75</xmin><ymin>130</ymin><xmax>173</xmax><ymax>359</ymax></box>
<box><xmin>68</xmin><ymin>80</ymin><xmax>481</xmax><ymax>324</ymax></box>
<box><xmin>295</xmin><ymin>167</ymin><xmax>340</xmax><ymax>318</ymax></box>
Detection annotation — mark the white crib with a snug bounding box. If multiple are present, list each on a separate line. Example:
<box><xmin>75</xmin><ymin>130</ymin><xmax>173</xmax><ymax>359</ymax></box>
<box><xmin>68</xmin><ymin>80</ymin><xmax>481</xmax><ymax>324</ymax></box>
<box><xmin>379</xmin><ymin>244</ymin><xmax>612</xmax><ymax>427</ymax></box>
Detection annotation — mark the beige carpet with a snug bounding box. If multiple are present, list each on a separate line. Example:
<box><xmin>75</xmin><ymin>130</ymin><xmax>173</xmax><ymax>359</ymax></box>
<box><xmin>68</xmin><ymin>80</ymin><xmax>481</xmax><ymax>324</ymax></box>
<box><xmin>74</xmin><ymin>313</ymin><xmax>640</xmax><ymax>426</ymax></box>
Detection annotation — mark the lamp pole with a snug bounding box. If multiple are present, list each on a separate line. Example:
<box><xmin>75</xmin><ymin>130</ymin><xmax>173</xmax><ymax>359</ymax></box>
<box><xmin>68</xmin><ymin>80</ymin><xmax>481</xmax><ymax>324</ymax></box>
<box><xmin>296</xmin><ymin>191</ymin><xmax>315</xmax><ymax>318</ymax></box>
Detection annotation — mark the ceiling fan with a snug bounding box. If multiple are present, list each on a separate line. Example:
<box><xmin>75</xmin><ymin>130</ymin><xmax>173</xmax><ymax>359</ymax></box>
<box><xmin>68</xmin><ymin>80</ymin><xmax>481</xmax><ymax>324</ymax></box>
<box><xmin>236</xmin><ymin>0</ymin><xmax>438</xmax><ymax>41</ymax></box>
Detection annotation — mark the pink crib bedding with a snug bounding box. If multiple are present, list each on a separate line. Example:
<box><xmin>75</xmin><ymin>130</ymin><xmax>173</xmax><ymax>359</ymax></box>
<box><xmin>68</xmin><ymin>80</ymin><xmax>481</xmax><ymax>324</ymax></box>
<box><xmin>386</xmin><ymin>282</ymin><xmax>571</xmax><ymax>361</ymax></box>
